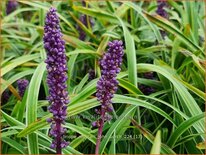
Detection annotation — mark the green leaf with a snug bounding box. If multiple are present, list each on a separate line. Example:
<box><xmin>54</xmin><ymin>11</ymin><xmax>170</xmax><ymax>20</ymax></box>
<box><xmin>18</xmin><ymin>1</ymin><xmax>77</xmax><ymax>34</ymax></box>
<box><xmin>150</xmin><ymin>130</ymin><xmax>161</xmax><ymax>154</ymax></box>
<box><xmin>2</xmin><ymin>137</ymin><xmax>27</xmax><ymax>154</ymax></box>
<box><xmin>100</xmin><ymin>105</ymin><xmax>137</xmax><ymax>154</ymax></box>
<box><xmin>73</xmin><ymin>6</ymin><xmax>117</xmax><ymax>23</ymax></box>
<box><xmin>113</xmin><ymin>95</ymin><xmax>176</xmax><ymax>126</ymax></box>
<box><xmin>1</xmin><ymin>54</ymin><xmax>39</xmax><ymax>76</ymax></box>
<box><xmin>118</xmin><ymin>78</ymin><xmax>142</xmax><ymax>95</ymax></box>
<box><xmin>167</xmin><ymin>113</ymin><xmax>205</xmax><ymax>147</ymax></box>
<box><xmin>124</xmin><ymin>2</ymin><xmax>162</xmax><ymax>41</ymax></box>
<box><xmin>131</xmin><ymin>119</ymin><xmax>175</xmax><ymax>154</ymax></box>
<box><xmin>1</xmin><ymin>130</ymin><xmax>19</xmax><ymax>138</ymax></box>
<box><xmin>196</xmin><ymin>141</ymin><xmax>206</xmax><ymax>150</ymax></box>
<box><xmin>137</xmin><ymin>62</ymin><xmax>204</xmax><ymax>134</ymax></box>
<box><xmin>118</xmin><ymin>17</ymin><xmax>137</xmax><ymax>86</ymax></box>
<box><xmin>70</xmin><ymin>80</ymin><xmax>97</xmax><ymax>105</ymax></box>
<box><xmin>1</xmin><ymin>69</ymin><xmax>34</xmax><ymax>93</ymax></box>
<box><xmin>1</xmin><ymin>110</ymin><xmax>25</xmax><ymax>127</ymax></box>
<box><xmin>144</xmin><ymin>12</ymin><xmax>202</xmax><ymax>53</ymax></box>
<box><xmin>26</xmin><ymin>62</ymin><xmax>46</xmax><ymax>154</ymax></box>
<box><xmin>64</xmin><ymin>123</ymin><xmax>96</xmax><ymax>144</ymax></box>
<box><xmin>18</xmin><ymin>98</ymin><xmax>99</xmax><ymax>137</ymax></box>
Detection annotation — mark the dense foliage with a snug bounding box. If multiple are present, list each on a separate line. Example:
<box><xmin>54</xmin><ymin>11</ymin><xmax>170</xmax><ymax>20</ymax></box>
<box><xmin>1</xmin><ymin>0</ymin><xmax>205</xmax><ymax>154</ymax></box>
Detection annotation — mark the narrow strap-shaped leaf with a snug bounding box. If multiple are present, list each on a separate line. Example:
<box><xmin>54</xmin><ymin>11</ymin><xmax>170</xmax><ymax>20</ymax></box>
<box><xmin>26</xmin><ymin>62</ymin><xmax>46</xmax><ymax>154</ymax></box>
<box><xmin>167</xmin><ymin>113</ymin><xmax>205</xmax><ymax>147</ymax></box>
<box><xmin>1</xmin><ymin>54</ymin><xmax>39</xmax><ymax>76</ymax></box>
<box><xmin>2</xmin><ymin>137</ymin><xmax>27</xmax><ymax>154</ymax></box>
<box><xmin>150</xmin><ymin>130</ymin><xmax>161</xmax><ymax>154</ymax></box>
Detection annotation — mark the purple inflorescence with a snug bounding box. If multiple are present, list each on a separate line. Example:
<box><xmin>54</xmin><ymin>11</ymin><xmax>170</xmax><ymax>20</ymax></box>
<box><xmin>6</xmin><ymin>0</ymin><xmax>18</xmax><ymax>15</ymax></box>
<box><xmin>43</xmin><ymin>7</ymin><xmax>69</xmax><ymax>151</ymax></box>
<box><xmin>17</xmin><ymin>79</ymin><xmax>29</xmax><ymax>97</ymax></box>
<box><xmin>93</xmin><ymin>40</ymin><xmax>124</xmax><ymax>127</ymax></box>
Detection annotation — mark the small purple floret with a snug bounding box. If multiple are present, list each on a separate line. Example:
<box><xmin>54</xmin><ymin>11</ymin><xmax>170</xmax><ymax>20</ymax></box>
<box><xmin>17</xmin><ymin>79</ymin><xmax>29</xmax><ymax>97</ymax></box>
<box><xmin>43</xmin><ymin>7</ymin><xmax>69</xmax><ymax>152</ymax></box>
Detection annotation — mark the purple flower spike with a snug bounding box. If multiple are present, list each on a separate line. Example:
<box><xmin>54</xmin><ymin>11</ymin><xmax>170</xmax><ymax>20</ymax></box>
<box><xmin>95</xmin><ymin>40</ymin><xmax>124</xmax><ymax>154</ymax></box>
<box><xmin>43</xmin><ymin>7</ymin><xmax>69</xmax><ymax>154</ymax></box>
<box><xmin>17</xmin><ymin>79</ymin><xmax>29</xmax><ymax>97</ymax></box>
<box><xmin>96</xmin><ymin>40</ymin><xmax>124</xmax><ymax>109</ymax></box>
<box><xmin>6</xmin><ymin>0</ymin><xmax>18</xmax><ymax>15</ymax></box>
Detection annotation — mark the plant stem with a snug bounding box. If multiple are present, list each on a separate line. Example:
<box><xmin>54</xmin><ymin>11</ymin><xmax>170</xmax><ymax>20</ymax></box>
<box><xmin>56</xmin><ymin>120</ymin><xmax>62</xmax><ymax>154</ymax></box>
<box><xmin>95</xmin><ymin>109</ymin><xmax>105</xmax><ymax>155</ymax></box>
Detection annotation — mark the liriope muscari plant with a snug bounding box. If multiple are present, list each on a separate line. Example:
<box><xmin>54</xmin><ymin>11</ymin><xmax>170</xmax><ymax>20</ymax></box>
<box><xmin>43</xmin><ymin>7</ymin><xmax>69</xmax><ymax>154</ymax></box>
<box><xmin>6</xmin><ymin>0</ymin><xmax>18</xmax><ymax>15</ymax></box>
<box><xmin>17</xmin><ymin>79</ymin><xmax>29</xmax><ymax>97</ymax></box>
<box><xmin>94</xmin><ymin>40</ymin><xmax>124</xmax><ymax>154</ymax></box>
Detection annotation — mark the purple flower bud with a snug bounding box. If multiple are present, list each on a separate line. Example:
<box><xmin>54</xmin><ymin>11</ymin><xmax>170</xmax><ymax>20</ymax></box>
<box><xmin>6</xmin><ymin>0</ymin><xmax>18</xmax><ymax>15</ymax></box>
<box><xmin>92</xmin><ymin>121</ymin><xmax>100</xmax><ymax>127</ymax></box>
<box><xmin>43</xmin><ymin>7</ymin><xmax>69</xmax><ymax>153</ymax></box>
<box><xmin>47</xmin><ymin>118</ymin><xmax>53</xmax><ymax>123</ymax></box>
<box><xmin>17</xmin><ymin>79</ymin><xmax>29</xmax><ymax>97</ymax></box>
